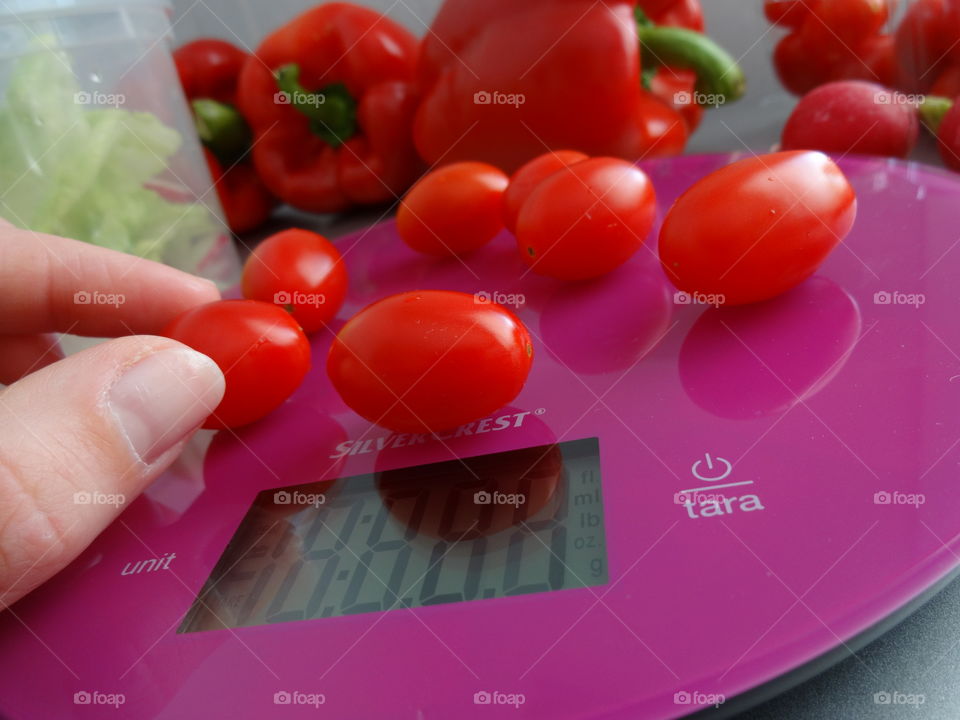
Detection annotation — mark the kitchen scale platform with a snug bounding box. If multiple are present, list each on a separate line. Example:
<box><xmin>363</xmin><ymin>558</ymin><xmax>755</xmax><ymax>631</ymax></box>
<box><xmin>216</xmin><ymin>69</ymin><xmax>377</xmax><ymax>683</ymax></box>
<box><xmin>2</xmin><ymin>154</ymin><xmax>960</xmax><ymax>719</ymax></box>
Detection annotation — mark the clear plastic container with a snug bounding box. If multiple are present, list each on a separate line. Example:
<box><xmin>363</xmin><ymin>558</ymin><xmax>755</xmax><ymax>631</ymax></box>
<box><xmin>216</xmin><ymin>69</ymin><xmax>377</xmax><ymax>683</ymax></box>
<box><xmin>0</xmin><ymin>0</ymin><xmax>240</xmax><ymax>288</ymax></box>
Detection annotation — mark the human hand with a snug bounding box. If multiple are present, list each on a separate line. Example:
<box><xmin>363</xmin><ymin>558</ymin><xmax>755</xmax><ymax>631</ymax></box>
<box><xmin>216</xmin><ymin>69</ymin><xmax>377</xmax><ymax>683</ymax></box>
<box><xmin>0</xmin><ymin>222</ymin><xmax>226</xmax><ymax>607</ymax></box>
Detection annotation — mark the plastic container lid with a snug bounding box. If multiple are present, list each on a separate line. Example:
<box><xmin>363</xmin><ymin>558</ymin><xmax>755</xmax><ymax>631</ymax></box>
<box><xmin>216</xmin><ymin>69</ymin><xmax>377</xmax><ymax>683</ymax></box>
<box><xmin>0</xmin><ymin>0</ymin><xmax>171</xmax><ymax>18</ymax></box>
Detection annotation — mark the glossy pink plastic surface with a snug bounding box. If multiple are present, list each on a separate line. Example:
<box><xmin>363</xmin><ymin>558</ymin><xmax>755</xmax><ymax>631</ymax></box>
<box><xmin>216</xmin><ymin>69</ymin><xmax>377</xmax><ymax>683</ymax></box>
<box><xmin>2</xmin><ymin>154</ymin><xmax>960</xmax><ymax>719</ymax></box>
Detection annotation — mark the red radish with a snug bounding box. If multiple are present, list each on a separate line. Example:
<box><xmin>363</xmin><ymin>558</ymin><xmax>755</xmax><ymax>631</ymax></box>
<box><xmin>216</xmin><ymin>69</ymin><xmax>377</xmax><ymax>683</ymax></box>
<box><xmin>781</xmin><ymin>80</ymin><xmax>919</xmax><ymax>158</ymax></box>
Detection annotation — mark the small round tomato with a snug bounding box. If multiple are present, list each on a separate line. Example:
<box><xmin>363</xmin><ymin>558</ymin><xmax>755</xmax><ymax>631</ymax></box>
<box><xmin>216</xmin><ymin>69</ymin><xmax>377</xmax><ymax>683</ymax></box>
<box><xmin>242</xmin><ymin>228</ymin><xmax>348</xmax><ymax>333</ymax></box>
<box><xmin>659</xmin><ymin>151</ymin><xmax>857</xmax><ymax>305</ymax></box>
<box><xmin>327</xmin><ymin>291</ymin><xmax>533</xmax><ymax>433</ymax></box>
<box><xmin>516</xmin><ymin>157</ymin><xmax>656</xmax><ymax>281</ymax></box>
<box><xmin>397</xmin><ymin>162</ymin><xmax>510</xmax><ymax>256</ymax></box>
<box><xmin>502</xmin><ymin>150</ymin><xmax>588</xmax><ymax>234</ymax></box>
<box><xmin>164</xmin><ymin>300</ymin><xmax>311</xmax><ymax>429</ymax></box>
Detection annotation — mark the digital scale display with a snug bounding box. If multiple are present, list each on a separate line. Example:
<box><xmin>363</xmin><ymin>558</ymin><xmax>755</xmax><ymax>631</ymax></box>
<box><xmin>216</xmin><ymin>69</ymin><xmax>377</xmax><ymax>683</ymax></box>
<box><xmin>180</xmin><ymin>437</ymin><xmax>607</xmax><ymax>632</ymax></box>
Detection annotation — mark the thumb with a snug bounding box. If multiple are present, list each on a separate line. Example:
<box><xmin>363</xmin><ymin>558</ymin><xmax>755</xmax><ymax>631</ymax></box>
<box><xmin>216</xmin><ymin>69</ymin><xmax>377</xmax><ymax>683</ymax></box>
<box><xmin>0</xmin><ymin>336</ymin><xmax>224</xmax><ymax>607</ymax></box>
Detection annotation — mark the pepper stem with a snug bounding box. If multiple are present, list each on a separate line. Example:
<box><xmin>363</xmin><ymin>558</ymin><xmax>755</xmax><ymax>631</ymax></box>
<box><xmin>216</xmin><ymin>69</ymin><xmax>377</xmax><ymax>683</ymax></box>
<box><xmin>635</xmin><ymin>9</ymin><xmax>746</xmax><ymax>106</ymax></box>
<box><xmin>919</xmin><ymin>95</ymin><xmax>952</xmax><ymax>134</ymax></box>
<box><xmin>191</xmin><ymin>99</ymin><xmax>252</xmax><ymax>167</ymax></box>
<box><xmin>275</xmin><ymin>64</ymin><xmax>357</xmax><ymax>147</ymax></box>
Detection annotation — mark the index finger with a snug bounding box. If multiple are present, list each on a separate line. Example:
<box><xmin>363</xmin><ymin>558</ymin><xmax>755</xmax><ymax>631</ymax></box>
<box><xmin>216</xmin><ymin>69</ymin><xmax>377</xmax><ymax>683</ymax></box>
<box><xmin>0</xmin><ymin>224</ymin><xmax>223</xmax><ymax>336</ymax></box>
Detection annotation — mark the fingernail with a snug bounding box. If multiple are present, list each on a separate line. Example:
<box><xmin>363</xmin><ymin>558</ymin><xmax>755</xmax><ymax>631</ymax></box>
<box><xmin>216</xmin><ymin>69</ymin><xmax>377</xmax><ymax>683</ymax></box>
<box><xmin>108</xmin><ymin>348</ymin><xmax>225</xmax><ymax>464</ymax></box>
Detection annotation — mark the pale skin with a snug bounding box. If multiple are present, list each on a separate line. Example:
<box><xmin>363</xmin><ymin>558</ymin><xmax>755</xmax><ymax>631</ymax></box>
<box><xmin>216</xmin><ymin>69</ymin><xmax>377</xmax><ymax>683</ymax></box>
<box><xmin>0</xmin><ymin>220</ymin><xmax>226</xmax><ymax>607</ymax></box>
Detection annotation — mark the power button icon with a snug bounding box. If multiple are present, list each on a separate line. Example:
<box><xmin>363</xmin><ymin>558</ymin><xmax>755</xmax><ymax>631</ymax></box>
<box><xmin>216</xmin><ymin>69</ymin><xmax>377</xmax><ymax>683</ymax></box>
<box><xmin>691</xmin><ymin>453</ymin><xmax>732</xmax><ymax>482</ymax></box>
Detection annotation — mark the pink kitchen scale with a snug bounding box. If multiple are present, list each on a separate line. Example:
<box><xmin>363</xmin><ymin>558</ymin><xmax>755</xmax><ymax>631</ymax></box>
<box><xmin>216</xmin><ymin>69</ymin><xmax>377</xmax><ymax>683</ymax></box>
<box><xmin>2</xmin><ymin>152</ymin><xmax>960</xmax><ymax>719</ymax></box>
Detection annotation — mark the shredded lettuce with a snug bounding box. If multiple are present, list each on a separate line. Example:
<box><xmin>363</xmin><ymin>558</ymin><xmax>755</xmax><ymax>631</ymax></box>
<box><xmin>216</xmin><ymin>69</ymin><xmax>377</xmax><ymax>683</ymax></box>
<box><xmin>0</xmin><ymin>38</ymin><xmax>217</xmax><ymax>264</ymax></box>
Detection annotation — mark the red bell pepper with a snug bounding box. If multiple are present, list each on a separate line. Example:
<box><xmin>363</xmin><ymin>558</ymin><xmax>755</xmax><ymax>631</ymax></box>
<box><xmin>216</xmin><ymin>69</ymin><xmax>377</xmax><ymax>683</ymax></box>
<box><xmin>895</xmin><ymin>0</ymin><xmax>960</xmax><ymax>93</ymax></box>
<box><xmin>769</xmin><ymin>1</ymin><xmax>899</xmax><ymax>95</ymax></box>
<box><xmin>174</xmin><ymin>39</ymin><xmax>277</xmax><ymax>234</ymax></box>
<box><xmin>236</xmin><ymin>3</ymin><xmax>422</xmax><ymax>214</ymax></box>
<box><xmin>174</xmin><ymin>38</ymin><xmax>247</xmax><ymax>105</ymax></box>
<box><xmin>414</xmin><ymin>0</ymin><xmax>744</xmax><ymax>172</ymax></box>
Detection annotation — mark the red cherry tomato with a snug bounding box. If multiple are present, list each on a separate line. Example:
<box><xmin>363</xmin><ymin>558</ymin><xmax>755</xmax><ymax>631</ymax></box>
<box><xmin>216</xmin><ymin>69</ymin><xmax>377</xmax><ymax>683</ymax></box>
<box><xmin>764</xmin><ymin>0</ymin><xmax>814</xmax><ymax>29</ymax></box>
<box><xmin>502</xmin><ymin>150</ymin><xmax>589</xmax><ymax>234</ymax></box>
<box><xmin>173</xmin><ymin>39</ymin><xmax>248</xmax><ymax>105</ymax></box>
<box><xmin>516</xmin><ymin>157</ymin><xmax>656</xmax><ymax>281</ymax></box>
<box><xmin>397</xmin><ymin>162</ymin><xmax>509</xmax><ymax>256</ymax></box>
<box><xmin>241</xmin><ymin>229</ymin><xmax>348</xmax><ymax>333</ymax></box>
<box><xmin>164</xmin><ymin>300</ymin><xmax>311</xmax><ymax>429</ymax></box>
<box><xmin>659</xmin><ymin>151</ymin><xmax>857</xmax><ymax>305</ymax></box>
<box><xmin>327</xmin><ymin>291</ymin><xmax>534</xmax><ymax>433</ymax></box>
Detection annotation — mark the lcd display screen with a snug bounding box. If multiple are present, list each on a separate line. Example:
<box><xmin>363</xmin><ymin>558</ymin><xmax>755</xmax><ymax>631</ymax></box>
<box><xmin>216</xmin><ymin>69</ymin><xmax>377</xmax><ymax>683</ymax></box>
<box><xmin>179</xmin><ymin>437</ymin><xmax>607</xmax><ymax>632</ymax></box>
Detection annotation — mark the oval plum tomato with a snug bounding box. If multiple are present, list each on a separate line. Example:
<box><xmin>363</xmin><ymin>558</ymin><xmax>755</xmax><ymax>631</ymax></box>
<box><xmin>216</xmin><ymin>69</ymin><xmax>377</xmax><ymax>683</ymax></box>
<box><xmin>516</xmin><ymin>157</ymin><xmax>656</xmax><ymax>281</ymax></box>
<box><xmin>164</xmin><ymin>300</ymin><xmax>311</xmax><ymax>429</ymax></box>
<box><xmin>327</xmin><ymin>291</ymin><xmax>533</xmax><ymax>433</ymax></box>
<box><xmin>659</xmin><ymin>151</ymin><xmax>857</xmax><ymax>305</ymax></box>
<box><xmin>242</xmin><ymin>228</ymin><xmax>348</xmax><ymax>333</ymax></box>
<box><xmin>502</xmin><ymin>150</ymin><xmax>588</xmax><ymax>234</ymax></box>
<box><xmin>781</xmin><ymin>81</ymin><xmax>919</xmax><ymax>158</ymax></box>
<box><xmin>397</xmin><ymin>162</ymin><xmax>509</xmax><ymax>256</ymax></box>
